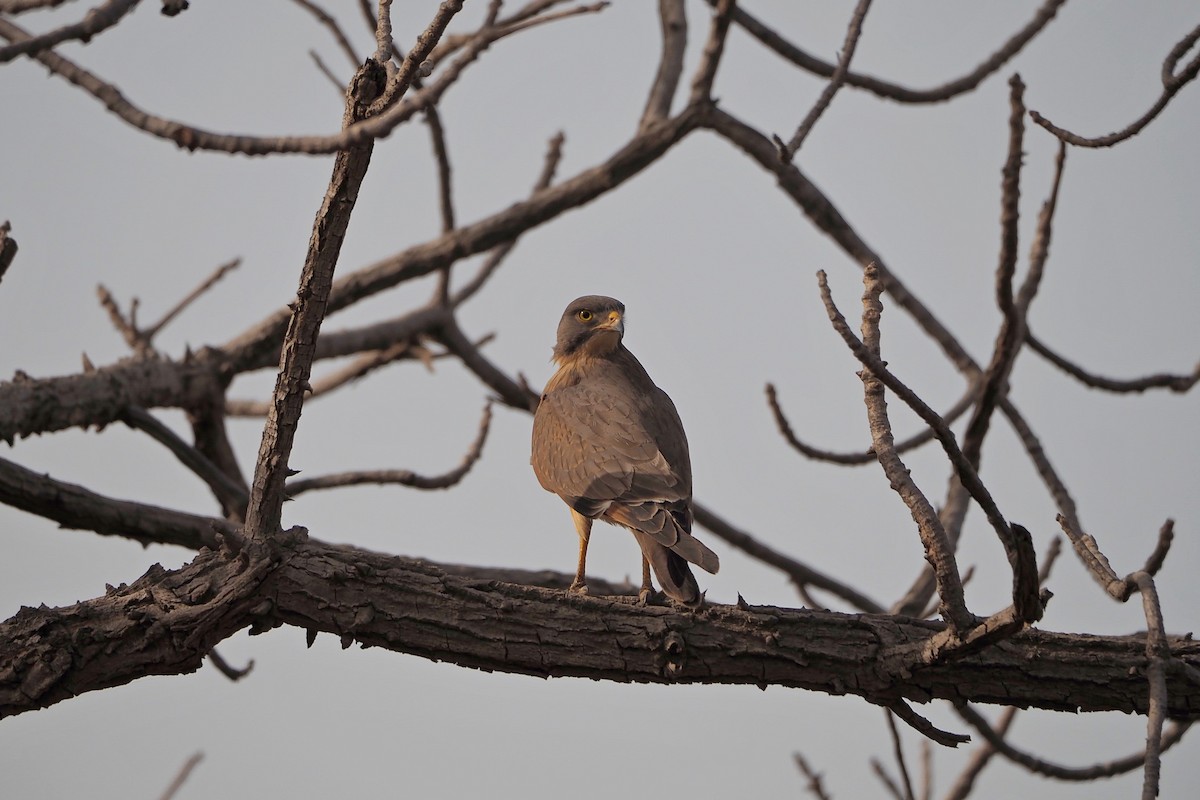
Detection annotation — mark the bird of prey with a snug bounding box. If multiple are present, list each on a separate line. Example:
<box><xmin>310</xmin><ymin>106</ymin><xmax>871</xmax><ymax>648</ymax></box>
<box><xmin>531</xmin><ymin>295</ymin><xmax>719</xmax><ymax>606</ymax></box>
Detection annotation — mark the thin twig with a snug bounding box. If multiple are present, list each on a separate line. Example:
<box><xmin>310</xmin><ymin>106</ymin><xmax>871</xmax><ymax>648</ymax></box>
<box><xmin>792</xmin><ymin>752</ymin><xmax>834</xmax><ymax>800</ymax></box>
<box><xmin>1030</xmin><ymin>23</ymin><xmax>1200</xmax><ymax>147</ymax></box>
<box><xmin>819</xmin><ymin>267</ymin><xmax>1042</xmax><ymax>624</ymax></box>
<box><xmin>450</xmin><ymin>131</ymin><xmax>565</xmax><ymax>306</ymax></box>
<box><xmin>157</xmin><ymin>751</ymin><xmax>204</xmax><ymax>800</ymax></box>
<box><xmin>918</xmin><ymin>740</ymin><xmax>933</xmax><ymax>800</ymax></box>
<box><xmin>957</xmin><ymin>75</ymin><xmax>1027</xmax><ymax>475</ymax></box>
<box><xmin>639</xmin><ymin>0</ymin><xmax>687</xmax><ymax>132</ymax></box>
<box><xmin>1000</xmin><ymin>396</ymin><xmax>1081</xmax><ymax>530</ymax></box>
<box><xmin>1129</xmin><ymin>570</ymin><xmax>1170</xmax><ymax>800</ymax></box>
<box><xmin>368</xmin><ymin>0</ymin><xmax>465</xmax><ymax>115</ymax></box>
<box><xmin>885</xmin><ymin>708</ymin><xmax>917</xmax><ymax>800</ymax></box>
<box><xmin>765</xmin><ymin>381</ymin><xmax>977</xmax><ymax>466</ymax></box>
<box><xmin>0</xmin><ymin>0</ymin><xmax>79</xmax><ymax>11</ymax></box>
<box><xmin>95</xmin><ymin>284</ymin><xmax>145</xmax><ymax>352</ymax></box>
<box><xmin>120</xmin><ymin>406</ymin><xmax>250</xmax><ymax>512</ymax></box>
<box><xmin>687</xmin><ymin>0</ymin><xmax>734</xmax><ymax>105</ymax></box>
<box><xmin>0</xmin><ymin>0</ymin><xmax>140</xmax><ymax>63</ymax></box>
<box><xmin>942</xmin><ymin>707</ymin><xmax>1018</xmax><ymax>800</ymax></box>
<box><xmin>290</xmin><ymin>0</ymin><xmax>361</xmax><ymax>67</ymax></box>
<box><xmin>207</xmin><ymin>648</ymin><xmax>254</xmax><ymax>680</ymax></box>
<box><xmin>1026</xmin><ymin>331</ymin><xmax>1200</xmax><ymax>393</ymax></box>
<box><xmin>373</xmin><ymin>0</ymin><xmax>394</xmax><ymax>63</ymax></box>
<box><xmin>437</xmin><ymin>316</ymin><xmax>539</xmax><ymax>409</ymax></box>
<box><xmin>889</xmin><ymin>700</ymin><xmax>970</xmax><ymax>748</ymax></box>
<box><xmin>776</xmin><ymin>0</ymin><xmax>871</xmax><ymax>160</ymax></box>
<box><xmin>309</xmin><ymin>49</ymin><xmax>347</xmax><ymax>93</ymax></box>
<box><xmin>225</xmin><ymin>337</ymin><xmax>459</xmax><ymax>416</ymax></box>
<box><xmin>1140</xmin><ymin>519</ymin><xmax>1175</xmax><ymax>577</ymax></box>
<box><xmin>841</xmin><ymin>264</ymin><xmax>971</xmax><ymax>631</ymax></box>
<box><xmin>0</xmin><ymin>2</ymin><xmax>497</xmax><ymax>156</ymax></box>
<box><xmin>142</xmin><ymin>258</ymin><xmax>241</xmax><ymax>342</ymax></box>
<box><xmin>286</xmin><ymin>401</ymin><xmax>492</xmax><ymax>496</ymax></box>
<box><xmin>425</xmin><ymin>98</ymin><xmax>455</xmax><ymax>304</ymax></box>
<box><xmin>956</xmin><ymin>704</ymin><xmax>1191</xmax><ymax>780</ymax></box>
<box><xmin>714</xmin><ymin>0</ymin><xmax>1067</xmax><ymax>104</ymax></box>
<box><xmin>1015</xmin><ymin>140</ymin><xmax>1066</xmax><ymax>315</ymax></box>
<box><xmin>871</xmin><ymin>758</ymin><xmax>907</xmax><ymax>800</ymax></box>
<box><xmin>1054</xmin><ymin>514</ymin><xmax>1129</xmax><ymax>600</ymax></box>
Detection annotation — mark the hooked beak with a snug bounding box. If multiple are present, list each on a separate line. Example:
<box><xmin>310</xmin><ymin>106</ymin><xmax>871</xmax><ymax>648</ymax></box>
<box><xmin>596</xmin><ymin>309</ymin><xmax>624</xmax><ymax>335</ymax></box>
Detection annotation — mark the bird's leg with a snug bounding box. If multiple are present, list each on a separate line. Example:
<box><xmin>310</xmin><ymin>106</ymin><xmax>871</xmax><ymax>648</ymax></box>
<box><xmin>638</xmin><ymin>555</ymin><xmax>654</xmax><ymax>605</ymax></box>
<box><xmin>569</xmin><ymin>510</ymin><xmax>592</xmax><ymax>595</ymax></box>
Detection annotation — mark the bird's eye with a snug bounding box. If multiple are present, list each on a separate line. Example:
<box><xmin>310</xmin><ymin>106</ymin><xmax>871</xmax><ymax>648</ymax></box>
<box><xmin>577</xmin><ymin>310</ymin><xmax>593</xmax><ymax>322</ymax></box>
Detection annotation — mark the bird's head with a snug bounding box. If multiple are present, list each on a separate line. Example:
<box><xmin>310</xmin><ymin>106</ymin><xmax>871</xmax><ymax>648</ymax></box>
<box><xmin>552</xmin><ymin>295</ymin><xmax>625</xmax><ymax>364</ymax></box>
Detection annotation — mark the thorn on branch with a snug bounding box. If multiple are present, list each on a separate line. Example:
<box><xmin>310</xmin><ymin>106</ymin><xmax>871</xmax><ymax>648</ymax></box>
<box><xmin>207</xmin><ymin>648</ymin><xmax>254</xmax><ymax>681</ymax></box>
<box><xmin>888</xmin><ymin>699</ymin><xmax>970</xmax><ymax>748</ymax></box>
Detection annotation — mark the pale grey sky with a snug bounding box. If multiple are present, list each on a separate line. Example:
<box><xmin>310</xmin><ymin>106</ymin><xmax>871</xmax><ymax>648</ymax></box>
<box><xmin>1</xmin><ymin>2</ymin><xmax>1197</xmax><ymax>798</ymax></box>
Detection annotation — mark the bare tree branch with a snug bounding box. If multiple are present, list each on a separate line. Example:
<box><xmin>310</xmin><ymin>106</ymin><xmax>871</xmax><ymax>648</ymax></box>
<box><xmin>885</xmin><ymin>708</ymin><xmax>918</xmax><ymax>800</ymax></box>
<box><xmin>222</xmin><ymin>105</ymin><xmax>703</xmax><ymax>372</ymax></box>
<box><xmin>119</xmin><ymin>405</ymin><xmax>249</xmax><ymax>512</ymax></box>
<box><xmin>871</xmin><ymin>757</ymin><xmax>907</xmax><ymax>800</ymax></box>
<box><xmin>713</xmin><ymin>0</ymin><xmax>1068</xmax><ymax>104</ymax></box>
<box><xmin>687</xmin><ymin>0</ymin><xmax>734</xmax><ymax>105</ymax></box>
<box><xmin>243</xmin><ymin>56</ymin><xmax>390</xmax><ymax>544</ymax></box>
<box><xmin>0</xmin><ymin>453</ymin><xmax>224</xmax><ymax>549</ymax></box>
<box><xmin>0</xmin><ymin>0</ymin><xmax>80</xmax><ymax>12</ymax></box>
<box><xmin>840</xmin><ymin>264</ymin><xmax>971</xmax><ymax>632</ymax></box>
<box><xmin>1026</xmin><ymin>331</ymin><xmax>1200</xmax><ymax>393</ymax></box>
<box><xmin>956</xmin><ymin>704</ymin><xmax>1192</xmax><ymax>781</ymax></box>
<box><xmin>290</xmin><ymin>0</ymin><xmax>361</xmax><ymax>68</ymax></box>
<box><xmin>1030</xmin><ymin>22</ymin><xmax>1200</xmax><ymax>147</ymax></box>
<box><xmin>818</xmin><ymin>266</ymin><xmax>1042</xmax><ymax>625</ymax></box>
<box><xmin>285</xmin><ymin>401</ymin><xmax>492</xmax><ymax>495</ymax></box>
<box><xmin>0</xmin><ymin>0</ymin><xmax>139</xmax><ymax>63</ymax></box>
<box><xmin>142</xmin><ymin>258</ymin><xmax>242</xmax><ymax>343</ymax></box>
<box><xmin>0</xmin><ymin>3</ymin><xmax>510</xmax><ymax>155</ymax></box>
<box><xmin>157</xmin><ymin>751</ymin><xmax>204</xmax><ymax>800</ymax></box>
<box><xmin>206</xmin><ymin>648</ymin><xmax>254</xmax><ymax>681</ymax></box>
<box><xmin>309</xmin><ymin>48</ymin><xmax>346</xmax><ymax>92</ymax></box>
<box><xmin>942</xmin><ymin>707</ymin><xmax>1017</xmax><ymax>800</ymax></box>
<box><xmin>639</xmin><ymin>0</ymin><xmax>686</xmax><ymax>131</ymax></box>
<box><xmin>888</xmin><ymin>700</ymin><xmax>970</xmax><ymax>749</ymax></box>
<box><xmin>4</xmin><ymin>535</ymin><xmax>1198</xmax><ymax>719</ymax></box>
<box><xmin>766</xmin><ymin>381</ymin><xmax>977</xmax><ymax>466</ymax></box>
<box><xmin>793</xmin><ymin>752</ymin><xmax>834</xmax><ymax>800</ymax></box>
<box><xmin>775</xmin><ymin>0</ymin><xmax>872</xmax><ymax>160</ymax></box>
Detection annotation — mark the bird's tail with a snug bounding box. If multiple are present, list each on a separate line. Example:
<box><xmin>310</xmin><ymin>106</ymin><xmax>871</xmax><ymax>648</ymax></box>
<box><xmin>631</xmin><ymin>530</ymin><xmax>702</xmax><ymax>606</ymax></box>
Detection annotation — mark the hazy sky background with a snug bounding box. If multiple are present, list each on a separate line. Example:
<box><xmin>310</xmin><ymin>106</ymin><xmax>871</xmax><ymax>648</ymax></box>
<box><xmin>1</xmin><ymin>2</ymin><xmax>1197</xmax><ymax>798</ymax></box>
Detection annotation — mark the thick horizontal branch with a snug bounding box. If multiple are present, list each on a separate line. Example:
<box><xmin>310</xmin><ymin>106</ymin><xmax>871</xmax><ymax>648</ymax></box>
<box><xmin>0</xmin><ymin>355</ymin><xmax>224</xmax><ymax>444</ymax></box>
<box><xmin>3</xmin><ymin>536</ymin><xmax>1199</xmax><ymax>719</ymax></box>
<box><xmin>0</xmin><ymin>455</ymin><xmax>223</xmax><ymax>549</ymax></box>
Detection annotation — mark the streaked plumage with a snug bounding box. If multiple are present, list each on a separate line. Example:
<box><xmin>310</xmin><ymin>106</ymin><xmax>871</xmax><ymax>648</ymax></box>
<box><xmin>531</xmin><ymin>295</ymin><xmax>718</xmax><ymax>605</ymax></box>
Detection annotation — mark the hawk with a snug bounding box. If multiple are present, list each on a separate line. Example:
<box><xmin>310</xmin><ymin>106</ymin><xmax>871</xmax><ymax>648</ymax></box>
<box><xmin>531</xmin><ymin>295</ymin><xmax>719</xmax><ymax>605</ymax></box>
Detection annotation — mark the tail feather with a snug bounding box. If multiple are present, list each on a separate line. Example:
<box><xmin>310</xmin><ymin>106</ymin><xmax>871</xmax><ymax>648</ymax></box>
<box><xmin>606</xmin><ymin>502</ymin><xmax>720</xmax><ymax>575</ymax></box>
<box><xmin>631</xmin><ymin>530</ymin><xmax>701</xmax><ymax>605</ymax></box>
